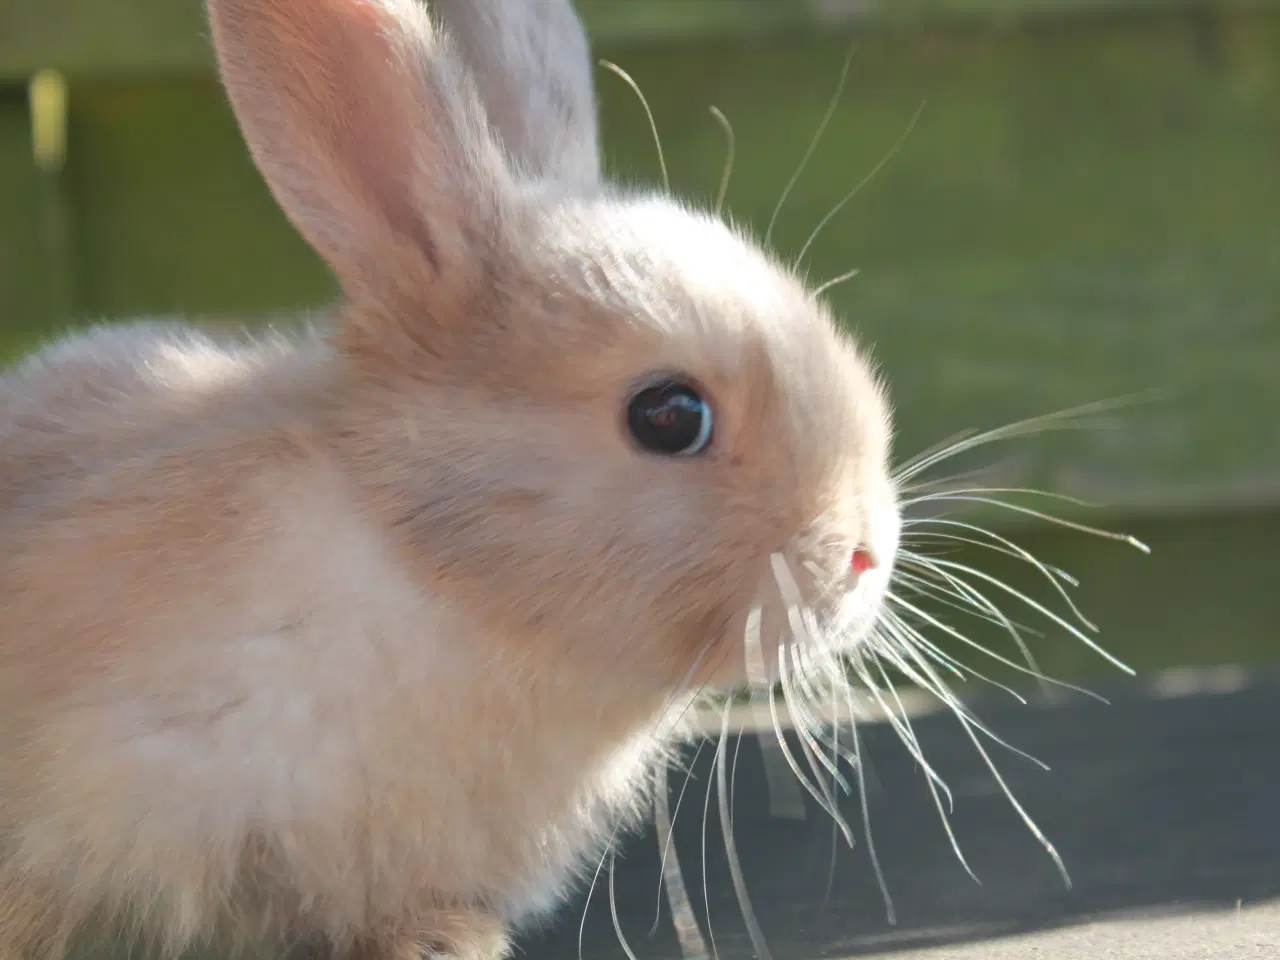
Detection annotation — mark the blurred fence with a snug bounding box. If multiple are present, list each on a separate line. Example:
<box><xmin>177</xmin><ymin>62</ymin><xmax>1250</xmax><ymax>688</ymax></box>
<box><xmin>1</xmin><ymin>0</ymin><xmax>1278</xmax><ymax>516</ymax></box>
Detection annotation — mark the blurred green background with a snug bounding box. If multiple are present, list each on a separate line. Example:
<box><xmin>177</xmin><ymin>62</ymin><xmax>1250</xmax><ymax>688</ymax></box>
<box><xmin>0</xmin><ymin>0</ymin><xmax>1277</xmax><ymax>686</ymax></box>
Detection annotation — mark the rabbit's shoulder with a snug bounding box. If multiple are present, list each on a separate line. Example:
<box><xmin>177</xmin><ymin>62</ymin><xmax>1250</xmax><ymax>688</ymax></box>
<box><xmin>0</xmin><ymin>321</ymin><xmax>314</xmax><ymax>504</ymax></box>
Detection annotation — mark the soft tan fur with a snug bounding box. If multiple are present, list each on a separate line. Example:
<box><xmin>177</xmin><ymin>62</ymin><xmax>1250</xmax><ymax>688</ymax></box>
<box><xmin>0</xmin><ymin>1</ymin><xmax>900</xmax><ymax>958</ymax></box>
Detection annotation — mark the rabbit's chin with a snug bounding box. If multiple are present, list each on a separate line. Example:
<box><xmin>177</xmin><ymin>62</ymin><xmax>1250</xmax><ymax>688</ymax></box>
<box><xmin>693</xmin><ymin>568</ymin><xmax>893</xmax><ymax>693</ymax></box>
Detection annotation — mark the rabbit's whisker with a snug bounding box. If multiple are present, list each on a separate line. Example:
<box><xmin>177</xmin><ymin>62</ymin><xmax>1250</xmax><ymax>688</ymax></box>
<box><xmin>780</xmin><ymin>651</ymin><xmax>852</xmax><ymax>835</ymax></box>
<box><xmin>708</xmin><ymin>106</ymin><xmax>736</xmax><ymax>217</ymax></box>
<box><xmin>699</xmin><ymin>728</ymin><xmax>722</xmax><ymax>960</ymax></box>
<box><xmin>905</xmin><ymin>519</ymin><xmax>1094</xmax><ymax>623</ymax></box>
<box><xmin>766</xmin><ymin>41</ymin><xmax>857</xmax><ymax>247</ymax></box>
<box><xmin>892</xmin><ymin>393</ymin><xmax>1163</xmax><ymax>485</ymax></box>
<box><xmin>717</xmin><ymin>699</ymin><xmax>773</xmax><ymax>960</ymax></box>
<box><xmin>820</xmin><ymin>686</ymin><xmax>843</xmax><ymax>909</ymax></box>
<box><xmin>795</xmin><ymin>101</ymin><xmax>926</xmax><ymax>268</ymax></box>
<box><xmin>891</xmin><ymin>565</ymin><xmax>1047</xmax><ymax>639</ymax></box>
<box><xmin>811</xmin><ymin>267</ymin><xmax>862</xmax><ymax>301</ymax></box>
<box><xmin>595</xmin><ymin>639</ymin><xmax>721</xmax><ymax>960</ymax></box>
<box><xmin>598</xmin><ymin>60</ymin><xmax>669</xmax><ymax>192</ymax></box>
<box><xmin>855</xmin><ymin>648</ymin><xmax>978</xmax><ymax>881</ymax></box>
<box><xmin>607</xmin><ymin>847</ymin><xmax>640</xmax><ymax>960</ymax></box>
<box><xmin>578</xmin><ymin>820</ymin><xmax>627</xmax><ymax>960</ymax></box>
<box><xmin>648</xmin><ymin>744</ymin><xmax>707</xmax><ymax>951</ymax></box>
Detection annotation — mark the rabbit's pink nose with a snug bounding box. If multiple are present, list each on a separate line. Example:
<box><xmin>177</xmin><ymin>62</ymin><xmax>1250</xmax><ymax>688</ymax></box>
<box><xmin>852</xmin><ymin>547</ymin><xmax>877</xmax><ymax>576</ymax></box>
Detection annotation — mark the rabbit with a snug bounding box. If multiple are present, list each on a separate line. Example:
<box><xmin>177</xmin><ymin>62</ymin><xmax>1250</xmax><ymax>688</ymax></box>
<box><xmin>0</xmin><ymin>0</ymin><xmax>901</xmax><ymax>958</ymax></box>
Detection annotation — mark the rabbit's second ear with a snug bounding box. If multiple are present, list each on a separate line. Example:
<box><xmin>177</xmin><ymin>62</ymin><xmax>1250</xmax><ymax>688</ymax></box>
<box><xmin>431</xmin><ymin>0</ymin><xmax>601</xmax><ymax>185</ymax></box>
<box><xmin>207</xmin><ymin>0</ymin><xmax>509</xmax><ymax>301</ymax></box>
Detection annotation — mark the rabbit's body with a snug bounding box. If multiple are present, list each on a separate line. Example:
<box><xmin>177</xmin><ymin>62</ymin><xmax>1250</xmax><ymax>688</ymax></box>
<box><xmin>0</xmin><ymin>321</ymin><xmax>681</xmax><ymax>955</ymax></box>
<box><xmin>0</xmin><ymin>0</ymin><xmax>901</xmax><ymax>957</ymax></box>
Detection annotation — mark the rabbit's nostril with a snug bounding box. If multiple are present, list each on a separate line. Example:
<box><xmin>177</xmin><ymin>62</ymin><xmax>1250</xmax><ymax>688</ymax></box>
<box><xmin>852</xmin><ymin>547</ymin><xmax>877</xmax><ymax>576</ymax></box>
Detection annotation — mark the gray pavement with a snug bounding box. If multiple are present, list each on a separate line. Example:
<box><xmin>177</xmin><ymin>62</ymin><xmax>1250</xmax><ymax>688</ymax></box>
<box><xmin>520</xmin><ymin>667</ymin><xmax>1280</xmax><ymax>960</ymax></box>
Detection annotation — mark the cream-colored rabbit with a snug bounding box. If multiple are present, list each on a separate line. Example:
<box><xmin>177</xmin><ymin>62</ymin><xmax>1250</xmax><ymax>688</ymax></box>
<box><xmin>0</xmin><ymin>0</ymin><xmax>900</xmax><ymax>958</ymax></box>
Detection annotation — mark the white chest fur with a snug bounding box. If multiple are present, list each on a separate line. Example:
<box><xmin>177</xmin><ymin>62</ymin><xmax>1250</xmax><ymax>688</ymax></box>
<box><xmin>25</xmin><ymin>481</ymin><xmax>668</xmax><ymax>945</ymax></box>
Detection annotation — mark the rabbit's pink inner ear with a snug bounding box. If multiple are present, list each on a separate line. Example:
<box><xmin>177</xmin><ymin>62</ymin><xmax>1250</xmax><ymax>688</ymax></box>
<box><xmin>207</xmin><ymin>0</ymin><xmax>492</xmax><ymax>292</ymax></box>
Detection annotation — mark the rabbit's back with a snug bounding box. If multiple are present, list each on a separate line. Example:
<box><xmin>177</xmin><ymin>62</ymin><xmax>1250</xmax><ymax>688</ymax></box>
<box><xmin>0</xmin><ymin>322</ymin><xmax>324</xmax><ymax>501</ymax></box>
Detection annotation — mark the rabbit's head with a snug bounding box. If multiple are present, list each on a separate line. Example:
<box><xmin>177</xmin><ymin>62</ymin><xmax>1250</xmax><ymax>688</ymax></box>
<box><xmin>207</xmin><ymin>0</ymin><xmax>900</xmax><ymax>697</ymax></box>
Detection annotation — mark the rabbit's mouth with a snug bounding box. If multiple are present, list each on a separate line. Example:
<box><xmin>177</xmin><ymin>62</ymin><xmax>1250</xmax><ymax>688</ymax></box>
<box><xmin>700</xmin><ymin>534</ymin><xmax>897</xmax><ymax>694</ymax></box>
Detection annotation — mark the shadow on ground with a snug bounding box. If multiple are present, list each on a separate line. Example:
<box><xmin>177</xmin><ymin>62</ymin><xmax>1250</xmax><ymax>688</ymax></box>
<box><xmin>519</xmin><ymin>668</ymin><xmax>1280</xmax><ymax>960</ymax></box>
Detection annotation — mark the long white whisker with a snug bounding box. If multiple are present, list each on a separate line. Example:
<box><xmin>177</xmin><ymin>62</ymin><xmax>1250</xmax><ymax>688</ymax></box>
<box><xmin>650</xmin><ymin>744</ymin><xmax>710</xmax><ymax>953</ymax></box>
<box><xmin>892</xmin><ymin>393</ymin><xmax>1165</xmax><ymax>483</ymax></box>
<box><xmin>780</xmin><ymin>647</ymin><xmax>855</xmax><ymax>809</ymax></box>
<box><xmin>854</xmin><ymin>398</ymin><xmax>1162</xmax><ymax>906</ymax></box>
<box><xmin>812</xmin><ymin>266</ymin><xmax>862</xmax><ymax>300</ymax></box>
<box><xmin>785</xmin><ymin>679</ymin><xmax>853</xmax><ymax>795</ymax></box>
<box><xmin>599</xmin><ymin>60</ymin><xmax>669</xmax><ymax>192</ymax></box>
<box><xmin>717</xmin><ymin>703</ymin><xmax>774</xmax><ymax>960</ymax></box>
<box><xmin>895</xmin><ymin>565</ymin><xmax>1045</xmax><ymax>646</ymax></box>
<box><xmin>886</xmin><ymin>591</ymin><xmax>1041</xmax><ymax>695</ymax></box>
<box><xmin>901</xmin><ymin>486</ymin><xmax>1096</xmax><ymax>511</ymax></box>
<box><xmin>900</xmin><ymin>551</ymin><xmax>1050</xmax><ymax>659</ymax></box>
<box><xmin>803</xmin><ymin>646</ymin><xmax>897</xmax><ymax>922</ymax></box>
<box><xmin>922</xmin><ymin>557</ymin><xmax>1136</xmax><ymax>674</ymax></box>
<box><xmin>745</xmin><ymin>604</ymin><xmax>807</xmax><ymax>822</ymax></box>
<box><xmin>902</xmin><ymin>526</ymin><xmax>1078</xmax><ymax>588</ymax></box>
<box><xmin>778</xmin><ymin>588</ymin><xmax>863</xmax><ymax>818</ymax></box>
<box><xmin>920</xmin><ymin>495</ymin><xmax>1151</xmax><ymax>553</ymax></box>
<box><xmin>954</xmin><ymin>702</ymin><xmax>1072</xmax><ymax>888</ymax></box>
<box><xmin>846</xmin><ymin>692</ymin><xmax>896</xmax><ymax>923</ymax></box>
<box><xmin>796</xmin><ymin>101</ymin><xmax>926</xmax><ymax>265</ymax></box>
<box><xmin>766</xmin><ymin>649</ymin><xmax>846</xmax><ymax>826</ymax></box>
<box><xmin>609</xmin><ymin>848</ymin><xmax>641</xmax><ymax>960</ymax></box>
<box><xmin>764</xmin><ymin>556</ymin><xmax>852</xmax><ymax>818</ymax></box>
<box><xmin>907</xmin><ymin>519</ymin><xmax>1100</xmax><ymax>631</ymax></box>
<box><xmin>881</xmin><ymin>639</ymin><xmax>1065</xmax><ymax>882</ymax></box>
<box><xmin>822</xmin><ymin>687</ymin><xmax>843</xmax><ymax>909</ymax></box>
<box><xmin>896</xmin><ymin>556</ymin><xmax>1057</xmax><ymax>696</ymax></box>
<box><xmin>892</xmin><ymin>426</ymin><xmax>981</xmax><ymax>480</ymax></box>
<box><xmin>856</xmin><ymin>653</ymin><xmax>978</xmax><ymax>881</ymax></box>
<box><xmin>708</xmin><ymin>106</ymin><xmax>735</xmax><ymax>216</ymax></box>
<box><xmin>877</xmin><ymin>624</ymin><xmax>1053</xmax><ymax>771</ymax></box>
<box><xmin>700</xmin><ymin>734</ymin><xmax>721</xmax><ymax>960</ymax></box>
<box><xmin>887</xmin><ymin>577</ymin><xmax>1108</xmax><ymax>704</ymax></box>
<box><xmin>765</xmin><ymin>41</ymin><xmax>857</xmax><ymax>246</ymax></box>
<box><xmin>579</xmin><ymin>820</ymin><xmax>627</xmax><ymax>960</ymax></box>
<box><xmin>788</xmin><ymin>642</ymin><xmax>870</xmax><ymax>773</ymax></box>
<box><xmin>788</xmin><ymin>646</ymin><xmax>866</xmax><ymax>777</ymax></box>
<box><xmin>879</xmin><ymin>606</ymin><xmax>1028</xmax><ymax>704</ymax></box>
<box><xmin>847</xmin><ymin>655</ymin><xmax>955</xmax><ymax>810</ymax></box>
<box><xmin>892</xmin><ymin>565</ymin><xmax>1047</xmax><ymax>639</ymax></box>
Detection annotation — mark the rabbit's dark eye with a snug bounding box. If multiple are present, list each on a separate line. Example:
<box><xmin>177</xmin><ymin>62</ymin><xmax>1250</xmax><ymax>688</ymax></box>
<box><xmin>626</xmin><ymin>379</ymin><xmax>714</xmax><ymax>456</ymax></box>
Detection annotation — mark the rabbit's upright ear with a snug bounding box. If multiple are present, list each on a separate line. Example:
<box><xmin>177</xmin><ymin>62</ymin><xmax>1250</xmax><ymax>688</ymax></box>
<box><xmin>431</xmin><ymin>0</ymin><xmax>601</xmax><ymax>185</ymax></box>
<box><xmin>206</xmin><ymin>0</ymin><xmax>508</xmax><ymax>300</ymax></box>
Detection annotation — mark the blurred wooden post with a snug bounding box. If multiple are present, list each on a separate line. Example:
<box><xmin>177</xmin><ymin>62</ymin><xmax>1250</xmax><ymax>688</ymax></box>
<box><xmin>0</xmin><ymin>81</ymin><xmax>61</xmax><ymax>348</ymax></box>
<box><xmin>30</xmin><ymin>69</ymin><xmax>79</xmax><ymax>331</ymax></box>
